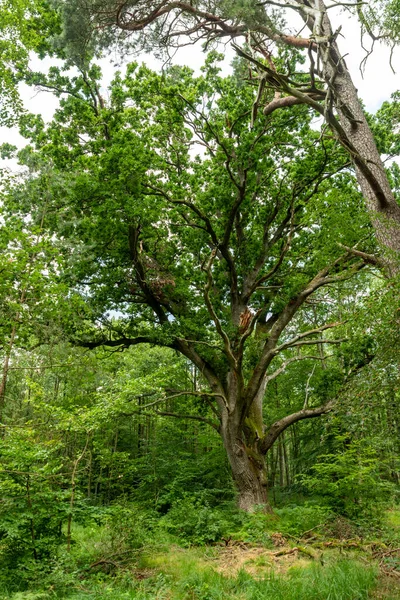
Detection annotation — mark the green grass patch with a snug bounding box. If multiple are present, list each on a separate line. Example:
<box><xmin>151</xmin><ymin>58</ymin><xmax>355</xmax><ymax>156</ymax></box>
<box><xmin>1</xmin><ymin>503</ymin><xmax>398</xmax><ymax>599</ymax></box>
<box><xmin>384</xmin><ymin>507</ymin><xmax>400</xmax><ymax>530</ymax></box>
<box><xmin>0</xmin><ymin>545</ymin><xmax>380</xmax><ymax>600</ymax></box>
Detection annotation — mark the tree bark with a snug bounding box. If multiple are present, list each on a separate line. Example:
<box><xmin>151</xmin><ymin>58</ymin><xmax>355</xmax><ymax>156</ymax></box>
<box><xmin>222</xmin><ymin>423</ymin><xmax>269</xmax><ymax>511</ymax></box>
<box><xmin>315</xmin><ymin>4</ymin><xmax>400</xmax><ymax>272</ymax></box>
<box><xmin>220</xmin><ymin>400</ymin><xmax>271</xmax><ymax>512</ymax></box>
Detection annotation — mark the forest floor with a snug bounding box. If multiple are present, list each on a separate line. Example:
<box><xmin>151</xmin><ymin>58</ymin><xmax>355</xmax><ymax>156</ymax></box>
<box><xmin>136</xmin><ymin>533</ymin><xmax>400</xmax><ymax>600</ymax></box>
<box><xmin>1</xmin><ymin>506</ymin><xmax>400</xmax><ymax>599</ymax></box>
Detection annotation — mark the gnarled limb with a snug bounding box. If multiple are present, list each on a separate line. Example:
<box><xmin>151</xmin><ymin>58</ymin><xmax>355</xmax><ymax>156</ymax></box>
<box><xmin>259</xmin><ymin>400</ymin><xmax>334</xmax><ymax>454</ymax></box>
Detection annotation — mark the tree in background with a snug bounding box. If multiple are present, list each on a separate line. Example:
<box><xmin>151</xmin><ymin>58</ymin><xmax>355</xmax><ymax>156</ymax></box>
<box><xmin>0</xmin><ymin>0</ymin><xmax>59</xmax><ymax>124</ymax></box>
<box><xmin>8</xmin><ymin>57</ymin><xmax>379</xmax><ymax>510</ymax></box>
<box><xmin>0</xmin><ymin>173</ymin><xmax>68</xmax><ymax>421</ymax></box>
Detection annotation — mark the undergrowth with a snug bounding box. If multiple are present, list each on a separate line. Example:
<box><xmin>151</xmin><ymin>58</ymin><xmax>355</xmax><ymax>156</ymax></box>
<box><xmin>0</xmin><ymin>501</ymin><xmax>398</xmax><ymax>599</ymax></box>
<box><xmin>0</xmin><ymin>558</ymin><xmax>380</xmax><ymax>600</ymax></box>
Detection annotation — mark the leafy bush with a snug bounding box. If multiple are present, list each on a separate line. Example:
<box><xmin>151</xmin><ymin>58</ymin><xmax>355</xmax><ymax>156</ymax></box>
<box><xmin>234</xmin><ymin>503</ymin><xmax>333</xmax><ymax>544</ymax></box>
<box><xmin>232</xmin><ymin>508</ymin><xmax>275</xmax><ymax>546</ymax></box>
<box><xmin>103</xmin><ymin>502</ymin><xmax>159</xmax><ymax>551</ymax></box>
<box><xmin>160</xmin><ymin>495</ymin><xmax>237</xmax><ymax>545</ymax></box>
<box><xmin>0</xmin><ymin>429</ymin><xmax>68</xmax><ymax>564</ymax></box>
<box><xmin>299</xmin><ymin>438</ymin><xmax>396</xmax><ymax>520</ymax></box>
<box><xmin>274</xmin><ymin>503</ymin><xmax>334</xmax><ymax>537</ymax></box>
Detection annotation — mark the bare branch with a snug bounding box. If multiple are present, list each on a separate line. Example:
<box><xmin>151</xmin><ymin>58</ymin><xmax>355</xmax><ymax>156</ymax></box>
<box><xmin>202</xmin><ymin>249</ymin><xmax>237</xmax><ymax>370</ymax></box>
<box><xmin>264</xmin><ymin>354</ymin><xmax>329</xmax><ymax>385</ymax></box>
<box><xmin>284</xmin><ymin>337</ymin><xmax>346</xmax><ymax>349</ymax></box>
<box><xmin>275</xmin><ymin>321</ymin><xmax>344</xmax><ymax>353</ymax></box>
<box><xmin>264</xmin><ymin>95</ymin><xmax>306</xmax><ymax>115</ymax></box>
<box><xmin>337</xmin><ymin>243</ymin><xmax>385</xmax><ymax>268</ymax></box>
<box><xmin>153</xmin><ymin>410</ymin><xmax>221</xmax><ymax>432</ymax></box>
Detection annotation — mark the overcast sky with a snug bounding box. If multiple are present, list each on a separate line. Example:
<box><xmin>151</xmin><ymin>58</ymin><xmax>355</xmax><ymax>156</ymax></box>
<box><xmin>1</xmin><ymin>7</ymin><xmax>399</xmax><ymax>170</ymax></box>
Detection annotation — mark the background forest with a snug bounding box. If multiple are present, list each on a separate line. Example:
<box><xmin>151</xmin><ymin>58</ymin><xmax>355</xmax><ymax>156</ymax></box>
<box><xmin>0</xmin><ymin>0</ymin><xmax>400</xmax><ymax>598</ymax></box>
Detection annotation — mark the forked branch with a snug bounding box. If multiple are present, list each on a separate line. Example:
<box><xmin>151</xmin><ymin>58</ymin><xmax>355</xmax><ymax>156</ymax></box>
<box><xmin>260</xmin><ymin>399</ymin><xmax>334</xmax><ymax>454</ymax></box>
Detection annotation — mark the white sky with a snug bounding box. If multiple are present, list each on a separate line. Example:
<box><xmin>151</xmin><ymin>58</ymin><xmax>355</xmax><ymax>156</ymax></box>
<box><xmin>1</xmin><ymin>7</ymin><xmax>399</xmax><ymax>169</ymax></box>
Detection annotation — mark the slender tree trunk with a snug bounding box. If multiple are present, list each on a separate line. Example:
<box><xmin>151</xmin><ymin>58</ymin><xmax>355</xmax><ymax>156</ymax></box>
<box><xmin>283</xmin><ymin>432</ymin><xmax>290</xmax><ymax>487</ymax></box>
<box><xmin>87</xmin><ymin>446</ymin><xmax>92</xmax><ymax>498</ymax></box>
<box><xmin>269</xmin><ymin>447</ymin><xmax>279</xmax><ymax>489</ymax></box>
<box><xmin>290</xmin><ymin>426</ymin><xmax>299</xmax><ymax>482</ymax></box>
<box><xmin>278</xmin><ymin>437</ymin><xmax>284</xmax><ymax>487</ymax></box>
<box><xmin>0</xmin><ymin>324</ymin><xmax>17</xmax><ymax>422</ymax></box>
<box><xmin>106</xmin><ymin>429</ymin><xmax>118</xmax><ymax>502</ymax></box>
<box><xmin>67</xmin><ymin>434</ymin><xmax>90</xmax><ymax>552</ymax></box>
<box><xmin>0</xmin><ymin>288</ymin><xmax>27</xmax><ymax>422</ymax></box>
<box><xmin>26</xmin><ymin>473</ymin><xmax>38</xmax><ymax>561</ymax></box>
<box><xmin>94</xmin><ymin>465</ymin><xmax>103</xmax><ymax>501</ymax></box>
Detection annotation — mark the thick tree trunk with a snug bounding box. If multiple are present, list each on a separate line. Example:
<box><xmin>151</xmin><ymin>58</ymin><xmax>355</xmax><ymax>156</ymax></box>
<box><xmin>220</xmin><ymin>407</ymin><xmax>271</xmax><ymax>512</ymax></box>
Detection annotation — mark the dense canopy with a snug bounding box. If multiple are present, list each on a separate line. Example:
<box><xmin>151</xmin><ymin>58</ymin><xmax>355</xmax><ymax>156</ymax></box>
<box><xmin>0</xmin><ymin>1</ymin><xmax>399</xmax><ymax>596</ymax></box>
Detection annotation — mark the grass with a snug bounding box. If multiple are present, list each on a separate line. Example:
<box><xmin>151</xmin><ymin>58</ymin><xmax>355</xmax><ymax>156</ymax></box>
<box><xmin>0</xmin><ymin>558</ymin><xmax>379</xmax><ymax>600</ymax></box>
<box><xmin>385</xmin><ymin>508</ymin><xmax>400</xmax><ymax>530</ymax></box>
<box><xmin>1</xmin><ymin>506</ymin><xmax>399</xmax><ymax>600</ymax></box>
<box><xmin>158</xmin><ymin>557</ymin><xmax>377</xmax><ymax>600</ymax></box>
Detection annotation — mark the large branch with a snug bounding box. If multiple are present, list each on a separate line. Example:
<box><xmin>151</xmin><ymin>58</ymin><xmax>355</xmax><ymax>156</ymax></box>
<box><xmin>263</xmin><ymin>95</ymin><xmax>307</xmax><ymax>116</ymax></box>
<box><xmin>259</xmin><ymin>335</ymin><xmax>377</xmax><ymax>455</ymax></box>
<box><xmin>128</xmin><ymin>225</ymin><xmax>169</xmax><ymax>323</ymax></box>
<box><xmin>174</xmin><ymin>338</ymin><xmax>228</xmax><ymax>411</ymax></box>
<box><xmin>79</xmin><ymin>331</ymin><xmax>228</xmax><ymax>414</ymax></box>
<box><xmin>275</xmin><ymin>321</ymin><xmax>343</xmax><ymax>353</ymax></box>
<box><xmin>75</xmin><ymin>335</ymin><xmax>166</xmax><ymax>350</ymax></box>
<box><xmin>337</xmin><ymin>243</ymin><xmax>385</xmax><ymax>268</ymax></box>
<box><xmin>259</xmin><ymin>399</ymin><xmax>334</xmax><ymax>454</ymax></box>
<box><xmin>244</xmin><ymin>255</ymin><xmax>363</xmax><ymax>410</ymax></box>
<box><xmin>202</xmin><ymin>249</ymin><xmax>238</xmax><ymax>371</ymax></box>
<box><xmin>109</xmin><ymin>1</ymin><xmax>313</xmax><ymax>49</ymax></box>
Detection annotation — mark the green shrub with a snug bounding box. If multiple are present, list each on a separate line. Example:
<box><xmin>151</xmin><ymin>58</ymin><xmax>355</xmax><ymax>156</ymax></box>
<box><xmin>232</xmin><ymin>508</ymin><xmax>274</xmax><ymax>546</ymax></box>
<box><xmin>234</xmin><ymin>503</ymin><xmax>332</xmax><ymax>544</ymax></box>
<box><xmin>274</xmin><ymin>503</ymin><xmax>334</xmax><ymax>537</ymax></box>
<box><xmin>299</xmin><ymin>438</ymin><xmax>396</xmax><ymax>520</ymax></box>
<box><xmin>160</xmin><ymin>495</ymin><xmax>237</xmax><ymax>545</ymax></box>
<box><xmin>103</xmin><ymin>502</ymin><xmax>158</xmax><ymax>551</ymax></box>
<box><xmin>0</xmin><ymin>430</ymin><xmax>68</xmax><ymax>566</ymax></box>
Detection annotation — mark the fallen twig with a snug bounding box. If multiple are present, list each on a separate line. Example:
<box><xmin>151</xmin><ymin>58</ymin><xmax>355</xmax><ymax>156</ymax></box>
<box><xmin>272</xmin><ymin>546</ymin><xmax>315</xmax><ymax>559</ymax></box>
<box><xmin>87</xmin><ymin>558</ymin><xmax>119</xmax><ymax>570</ymax></box>
<box><xmin>373</xmin><ymin>547</ymin><xmax>400</xmax><ymax>558</ymax></box>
